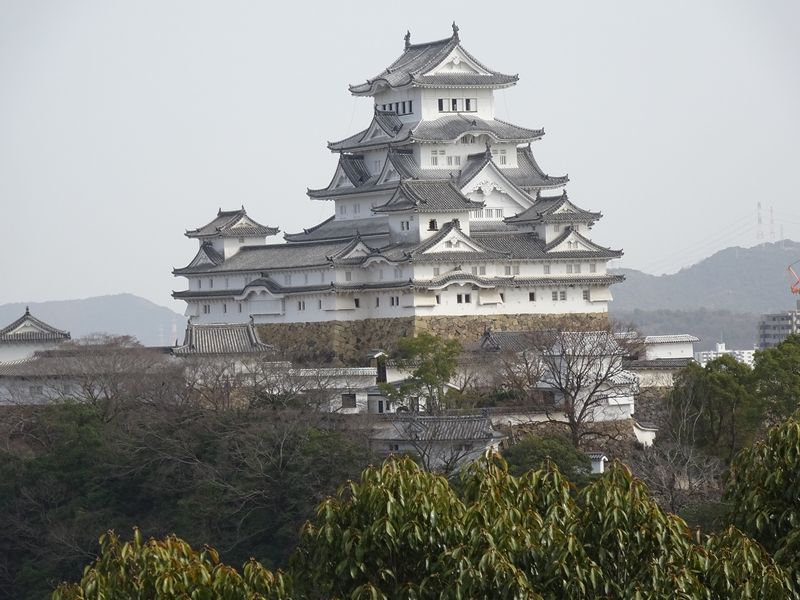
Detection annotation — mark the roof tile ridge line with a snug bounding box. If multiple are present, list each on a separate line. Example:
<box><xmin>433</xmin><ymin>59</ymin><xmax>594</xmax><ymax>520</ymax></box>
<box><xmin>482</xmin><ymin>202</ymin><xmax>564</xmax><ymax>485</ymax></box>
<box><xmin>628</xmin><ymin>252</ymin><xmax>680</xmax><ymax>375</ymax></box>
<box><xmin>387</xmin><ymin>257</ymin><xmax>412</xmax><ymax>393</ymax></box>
<box><xmin>307</xmin><ymin>154</ymin><xmax>356</xmax><ymax>195</ymax></box>
<box><xmin>492</xmin><ymin>116</ymin><xmax>545</xmax><ymax>136</ymax></box>
<box><xmin>433</xmin><ymin>37</ymin><xmax>518</xmax><ymax>80</ymax></box>
<box><xmin>327</xmin><ymin>125</ymin><xmax>370</xmax><ymax>149</ymax></box>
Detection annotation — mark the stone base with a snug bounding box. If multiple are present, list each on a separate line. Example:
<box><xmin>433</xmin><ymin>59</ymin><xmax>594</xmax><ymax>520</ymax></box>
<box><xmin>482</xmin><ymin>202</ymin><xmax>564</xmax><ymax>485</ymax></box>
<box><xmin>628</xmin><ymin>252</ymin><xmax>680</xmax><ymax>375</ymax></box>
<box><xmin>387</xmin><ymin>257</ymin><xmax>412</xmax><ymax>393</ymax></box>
<box><xmin>257</xmin><ymin>313</ymin><xmax>608</xmax><ymax>366</ymax></box>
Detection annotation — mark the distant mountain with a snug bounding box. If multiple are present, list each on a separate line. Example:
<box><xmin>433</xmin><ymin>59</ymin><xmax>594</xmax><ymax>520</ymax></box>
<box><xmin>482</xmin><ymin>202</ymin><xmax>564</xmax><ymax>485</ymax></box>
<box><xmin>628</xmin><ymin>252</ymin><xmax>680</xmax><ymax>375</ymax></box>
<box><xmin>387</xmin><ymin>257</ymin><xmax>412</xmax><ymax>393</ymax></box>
<box><xmin>610</xmin><ymin>240</ymin><xmax>800</xmax><ymax>314</ymax></box>
<box><xmin>0</xmin><ymin>294</ymin><xmax>186</xmax><ymax>347</ymax></box>
<box><xmin>609</xmin><ymin>240</ymin><xmax>800</xmax><ymax>351</ymax></box>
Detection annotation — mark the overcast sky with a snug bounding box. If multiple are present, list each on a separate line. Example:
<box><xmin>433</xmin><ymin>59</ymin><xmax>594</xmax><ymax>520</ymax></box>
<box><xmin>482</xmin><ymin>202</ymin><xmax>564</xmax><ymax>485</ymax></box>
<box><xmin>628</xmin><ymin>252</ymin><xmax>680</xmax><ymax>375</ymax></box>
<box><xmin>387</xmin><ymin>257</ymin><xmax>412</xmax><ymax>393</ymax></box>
<box><xmin>1</xmin><ymin>1</ymin><xmax>799</xmax><ymax>311</ymax></box>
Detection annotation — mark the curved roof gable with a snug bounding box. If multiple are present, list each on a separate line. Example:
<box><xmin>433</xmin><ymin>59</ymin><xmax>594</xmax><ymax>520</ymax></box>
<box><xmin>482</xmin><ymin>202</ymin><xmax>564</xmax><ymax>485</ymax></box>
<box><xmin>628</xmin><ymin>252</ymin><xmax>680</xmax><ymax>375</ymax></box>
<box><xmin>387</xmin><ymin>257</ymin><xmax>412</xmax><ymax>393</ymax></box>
<box><xmin>349</xmin><ymin>26</ymin><xmax>518</xmax><ymax>96</ymax></box>
<box><xmin>186</xmin><ymin>208</ymin><xmax>279</xmax><ymax>239</ymax></box>
<box><xmin>0</xmin><ymin>308</ymin><xmax>71</xmax><ymax>344</ymax></box>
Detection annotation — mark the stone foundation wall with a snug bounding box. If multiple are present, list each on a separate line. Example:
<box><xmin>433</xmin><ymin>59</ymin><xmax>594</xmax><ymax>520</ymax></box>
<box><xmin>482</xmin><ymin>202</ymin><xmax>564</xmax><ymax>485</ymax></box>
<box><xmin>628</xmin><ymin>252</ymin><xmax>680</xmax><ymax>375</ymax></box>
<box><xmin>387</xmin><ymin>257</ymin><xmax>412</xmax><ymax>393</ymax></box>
<box><xmin>258</xmin><ymin>313</ymin><xmax>608</xmax><ymax>366</ymax></box>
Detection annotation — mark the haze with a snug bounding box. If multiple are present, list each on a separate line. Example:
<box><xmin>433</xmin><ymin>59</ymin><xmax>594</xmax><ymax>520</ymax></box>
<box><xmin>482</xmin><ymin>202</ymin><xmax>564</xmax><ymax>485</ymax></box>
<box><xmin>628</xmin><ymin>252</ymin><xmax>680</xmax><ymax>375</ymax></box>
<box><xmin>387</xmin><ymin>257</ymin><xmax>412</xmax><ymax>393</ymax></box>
<box><xmin>1</xmin><ymin>0</ymin><xmax>799</xmax><ymax>311</ymax></box>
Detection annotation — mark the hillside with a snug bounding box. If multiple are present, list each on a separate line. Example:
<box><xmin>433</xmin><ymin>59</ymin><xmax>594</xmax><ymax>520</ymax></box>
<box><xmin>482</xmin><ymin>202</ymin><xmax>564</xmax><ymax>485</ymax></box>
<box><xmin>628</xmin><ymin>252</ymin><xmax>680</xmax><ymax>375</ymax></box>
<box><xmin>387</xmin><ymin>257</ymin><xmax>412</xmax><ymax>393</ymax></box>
<box><xmin>609</xmin><ymin>240</ymin><xmax>800</xmax><ymax>350</ymax></box>
<box><xmin>610</xmin><ymin>240</ymin><xmax>800</xmax><ymax>314</ymax></box>
<box><xmin>0</xmin><ymin>294</ymin><xmax>186</xmax><ymax>347</ymax></box>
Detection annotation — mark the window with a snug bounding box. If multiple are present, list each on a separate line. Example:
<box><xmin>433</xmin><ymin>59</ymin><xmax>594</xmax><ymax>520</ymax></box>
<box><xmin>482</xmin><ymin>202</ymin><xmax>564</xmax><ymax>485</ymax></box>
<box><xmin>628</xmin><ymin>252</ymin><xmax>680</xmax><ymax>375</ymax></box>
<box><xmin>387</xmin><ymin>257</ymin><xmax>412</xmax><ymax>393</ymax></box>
<box><xmin>438</xmin><ymin>98</ymin><xmax>445</xmax><ymax>111</ymax></box>
<box><xmin>390</xmin><ymin>295</ymin><xmax>400</xmax><ymax>306</ymax></box>
<box><xmin>318</xmin><ymin>299</ymin><xmax>323</xmax><ymax>309</ymax></box>
<box><xmin>284</xmin><ymin>274</ymin><xmax>292</xmax><ymax>285</ymax></box>
<box><xmin>408</xmin><ymin>100</ymin><xmax>413</xmax><ymax>114</ymax></box>
<box><xmin>430</xmin><ymin>149</ymin><xmax>445</xmax><ymax>166</ymax></box>
<box><xmin>461</xmin><ymin>134</ymin><xmax>475</xmax><ymax>144</ymax></box>
<box><xmin>553</xmin><ymin>224</ymin><xmax>560</xmax><ymax>233</ymax></box>
<box><xmin>446</xmin><ymin>155</ymin><xmax>461</xmax><ymax>166</ymax></box>
<box><xmin>341</xmin><ymin>393</ymin><xmax>357</xmax><ymax>409</ymax></box>
<box><xmin>223</xmin><ymin>303</ymin><xmax>227</xmax><ymax>314</ymax></box>
<box><xmin>582</xmin><ymin>289</ymin><xmax>590</xmax><ymax>301</ymax></box>
<box><xmin>401</xmin><ymin>101</ymin><xmax>406</xmax><ymax>113</ymax></box>
<box><xmin>479</xmin><ymin>266</ymin><xmax>486</xmax><ymax>275</ymax></box>
<box><xmin>394</xmin><ymin>267</ymin><xmax>403</xmax><ymax>278</ymax></box>
<box><xmin>198</xmin><ymin>279</ymin><xmax>202</xmax><ymax>289</ymax></box>
<box><xmin>388</xmin><ymin>443</ymin><xmax>400</xmax><ymax>452</ymax></box>
<box><xmin>471</xmin><ymin>266</ymin><xmax>478</xmax><ymax>275</ymax></box>
<box><xmin>353</xmin><ymin>203</ymin><xmax>361</xmax><ymax>214</ymax></box>
<box><xmin>504</xmin><ymin>266</ymin><xmax>512</xmax><ymax>276</ymax></box>
<box><xmin>433</xmin><ymin>267</ymin><xmax>440</xmax><ymax>276</ymax></box>
<box><xmin>304</xmin><ymin>273</ymin><xmax>309</xmax><ymax>284</ymax></box>
<box><xmin>493</xmin><ymin>148</ymin><xmax>507</xmax><ymax>165</ymax></box>
<box><xmin>435</xmin><ymin>294</ymin><xmax>441</xmax><ymax>304</ymax></box>
<box><xmin>560</xmin><ymin>291</ymin><xmax>567</xmax><ymax>301</ymax></box>
<box><xmin>428</xmin><ymin>219</ymin><xmax>438</xmax><ymax>230</ymax></box>
<box><xmin>589</xmin><ymin>263</ymin><xmax>597</xmax><ymax>273</ymax></box>
<box><xmin>224</xmin><ymin>277</ymin><xmax>229</xmax><ymax>287</ymax></box>
<box><xmin>354</xmin><ymin>298</ymin><xmax>360</xmax><ymax>308</ymax></box>
<box><xmin>529</xmin><ymin>292</ymin><xmax>536</xmax><ymax>302</ymax></box>
<box><xmin>203</xmin><ymin>304</ymin><xmax>211</xmax><ymax>314</ymax></box>
<box><xmin>297</xmin><ymin>300</ymin><xmax>306</xmax><ymax>311</ymax></box>
<box><xmin>239</xmin><ymin>236</ymin><xmax>245</xmax><ymax>244</ymax></box>
<box><xmin>340</xmin><ymin>204</ymin><xmax>347</xmax><ymax>215</ymax></box>
<box><xmin>238</xmin><ymin>303</ymin><xmax>242</xmax><ymax>313</ymax></box>
<box><xmin>543</xmin><ymin>264</ymin><xmax>551</xmax><ymax>274</ymax></box>
<box><xmin>345</xmin><ymin>271</ymin><xmax>352</xmax><ymax>281</ymax></box>
<box><xmin>499</xmin><ymin>292</ymin><xmax>505</xmax><ymax>302</ymax></box>
<box><xmin>375</xmin><ymin>297</ymin><xmax>380</xmax><ymax>307</ymax></box>
<box><xmin>378</xmin><ymin>269</ymin><xmax>384</xmax><ymax>280</ymax></box>
<box><xmin>400</xmin><ymin>221</ymin><xmax>410</xmax><ymax>231</ymax></box>
<box><xmin>457</xmin><ymin>294</ymin><xmax>464</xmax><ymax>304</ymax></box>
<box><xmin>574</xmin><ymin>263</ymin><xmax>581</xmax><ymax>273</ymax></box>
<box><xmin>464</xmin><ymin>293</ymin><xmax>471</xmax><ymax>303</ymax></box>
<box><xmin>465</xmin><ymin>98</ymin><xmax>477</xmax><ymax>112</ymax></box>
<box><xmin>451</xmin><ymin>98</ymin><xmax>459</xmax><ymax>111</ymax></box>
<box><xmin>551</xmin><ymin>291</ymin><xmax>558</xmax><ymax>301</ymax></box>
<box><xmin>513</xmin><ymin>266</ymin><xmax>520</xmax><ymax>275</ymax></box>
<box><xmin>566</xmin><ymin>264</ymin><xmax>573</xmax><ymax>274</ymax></box>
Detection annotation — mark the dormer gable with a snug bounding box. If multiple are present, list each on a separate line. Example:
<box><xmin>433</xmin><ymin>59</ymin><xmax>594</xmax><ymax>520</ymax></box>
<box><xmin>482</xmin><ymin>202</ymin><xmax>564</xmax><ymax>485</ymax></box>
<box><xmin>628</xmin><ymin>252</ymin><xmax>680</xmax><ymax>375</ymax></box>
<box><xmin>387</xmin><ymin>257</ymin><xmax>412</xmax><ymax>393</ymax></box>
<box><xmin>545</xmin><ymin>227</ymin><xmax>620</xmax><ymax>255</ymax></box>
<box><xmin>460</xmin><ymin>158</ymin><xmax>535</xmax><ymax>211</ymax></box>
<box><xmin>423</xmin><ymin>45</ymin><xmax>491</xmax><ymax>77</ymax></box>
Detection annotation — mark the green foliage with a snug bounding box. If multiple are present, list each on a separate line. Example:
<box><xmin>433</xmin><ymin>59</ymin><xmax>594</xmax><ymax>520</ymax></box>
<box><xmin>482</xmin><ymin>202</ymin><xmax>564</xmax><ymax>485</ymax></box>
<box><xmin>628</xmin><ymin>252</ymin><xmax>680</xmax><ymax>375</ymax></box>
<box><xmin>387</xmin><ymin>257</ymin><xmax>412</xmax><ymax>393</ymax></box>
<box><xmin>752</xmin><ymin>334</ymin><xmax>800</xmax><ymax>422</ymax></box>
<box><xmin>289</xmin><ymin>455</ymin><xmax>793</xmax><ymax>598</ymax></box>
<box><xmin>726</xmin><ymin>415</ymin><xmax>800</xmax><ymax>586</ymax></box>
<box><xmin>501</xmin><ymin>434</ymin><xmax>592</xmax><ymax>484</ymax></box>
<box><xmin>668</xmin><ymin>355</ymin><xmax>760</xmax><ymax>462</ymax></box>
<box><xmin>52</xmin><ymin>529</ymin><xmax>290</xmax><ymax>599</ymax></box>
<box><xmin>386</xmin><ymin>332</ymin><xmax>462</xmax><ymax>412</ymax></box>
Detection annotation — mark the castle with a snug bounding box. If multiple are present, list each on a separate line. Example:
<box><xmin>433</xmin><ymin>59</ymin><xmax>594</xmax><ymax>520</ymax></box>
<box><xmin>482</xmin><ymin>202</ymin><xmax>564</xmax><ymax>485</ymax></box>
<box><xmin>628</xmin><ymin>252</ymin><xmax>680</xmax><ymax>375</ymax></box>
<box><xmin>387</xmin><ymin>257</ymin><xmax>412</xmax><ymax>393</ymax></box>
<box><xmin>173</xmin><ymin>25</ymin><xmax>623</xmax><ymax>363</ymax></box>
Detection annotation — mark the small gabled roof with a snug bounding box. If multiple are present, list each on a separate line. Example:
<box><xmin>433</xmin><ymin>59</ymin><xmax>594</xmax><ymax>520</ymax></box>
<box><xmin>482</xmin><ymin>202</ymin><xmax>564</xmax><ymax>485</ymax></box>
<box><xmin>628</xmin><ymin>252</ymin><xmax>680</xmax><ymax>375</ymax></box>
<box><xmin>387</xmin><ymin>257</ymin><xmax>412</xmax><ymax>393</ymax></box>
<box><xmin>349</xmin><ymin>26</ymin><xmax>518</xmax><ymax>96</ymax></box>
<box><xmin>644</xmin><ymin>334</ymin><xmax>700</xmax><ymax>344</ymax></box>
<box><xmin>186</xmin><ymin>208</ymin><xmax>279</xmax><ymax>239</ymax></box>
<box><xmin>500</xmin><ymin>145</ymin><xmax>569</xmax><ymax>190</ymax></box>
<box><xmin>173</xmin><ymin>241</ymin><xmax>225</xmax><ymax>275</ymax></box>
<box><xmin>0</xmin><ymin>308</ymin><xmax>71</xmax><ymax>344</ymax></box>
<box><xmin>505</xmin><ymin>191</ymin><xmax>601</xmax><ymax>225</ymax></box>
<box><xmin>543</xmin><ymin>227</ymin><xmax>623</xmax><ymax>258</ymax></box>
<box><xmin>404</xmin><ymin>220</ymin><xmax>506</xmax><ymax>260</ymax></box>
<box><xmin>371</xmin><ymin>415</ymin><xmax>499</xmax><ymax>442</ymax></box>
<box><xmin>173</xmin><ymin>321</ymin><xmax>273</xmax><ymax>356</ymax></box>
<box><xmin>372</xmin><ymin>180</ymin><xmax>483</xmax><ymax>214</ymax></box>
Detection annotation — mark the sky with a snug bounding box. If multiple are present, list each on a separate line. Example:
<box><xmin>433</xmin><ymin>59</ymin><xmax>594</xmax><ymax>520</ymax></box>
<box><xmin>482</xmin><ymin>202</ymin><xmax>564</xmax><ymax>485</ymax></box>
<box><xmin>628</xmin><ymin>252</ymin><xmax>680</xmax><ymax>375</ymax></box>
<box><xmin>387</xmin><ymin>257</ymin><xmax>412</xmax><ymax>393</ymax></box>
<box><xmin>1</xmin><ymin>1</ymin><xmax>799</xmax><ymax>312</ymax></box>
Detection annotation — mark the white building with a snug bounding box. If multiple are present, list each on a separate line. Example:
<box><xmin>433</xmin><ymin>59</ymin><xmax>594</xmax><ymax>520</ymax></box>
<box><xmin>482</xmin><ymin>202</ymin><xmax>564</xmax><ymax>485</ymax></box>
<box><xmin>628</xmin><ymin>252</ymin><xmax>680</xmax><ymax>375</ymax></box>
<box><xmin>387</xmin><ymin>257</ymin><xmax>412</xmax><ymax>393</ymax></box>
<box><xmin>0</xmin><ymin>308</ymin><xmax>71</xmax><ymax>363</ymax></box>
<box><xmin>173</xmin><ymin>26</ymin><xmax>622</xmax><ymax>343</ymax></box>
<box><xmin>696</xmin><ymin>342</ymin><xmax>756</xmax><ymax>368</ymax></box>
<box><xmin>624</xmin><ymin>334</ymin><xmax>699</xmax><ymax>388</ymax></box>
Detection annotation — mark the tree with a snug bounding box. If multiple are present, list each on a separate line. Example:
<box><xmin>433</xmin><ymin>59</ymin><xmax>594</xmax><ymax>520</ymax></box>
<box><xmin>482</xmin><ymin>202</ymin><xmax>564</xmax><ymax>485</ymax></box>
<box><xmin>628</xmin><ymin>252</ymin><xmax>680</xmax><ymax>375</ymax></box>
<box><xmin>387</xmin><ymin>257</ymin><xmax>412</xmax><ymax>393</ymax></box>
<box><xmin>667</xmin><ymin>356</ymin><xmax>760</xmax><ymax>462</ymax></box>
<box><xmin>383</xmin><ymin>332</ymin><xmax>462</xmax><ymax>413</ymax></box>
<box><xmin>501</xmin><ymin>433</ymin><xmax>592</xmax><ymax>483</ymax></box>
<box><xmin>752</xmin><ymin>334</ymin><xmax>800</xmax><ymax>424</ymax></box>
<box><xmin>52</xmin><ymin>529</ymin><xmax>290</xmax><ymax>600</ymax></box>
<box><xmin>726</xmin><ymin>414</ymin><xmax>800</xmax><ymax>586</ymax></box>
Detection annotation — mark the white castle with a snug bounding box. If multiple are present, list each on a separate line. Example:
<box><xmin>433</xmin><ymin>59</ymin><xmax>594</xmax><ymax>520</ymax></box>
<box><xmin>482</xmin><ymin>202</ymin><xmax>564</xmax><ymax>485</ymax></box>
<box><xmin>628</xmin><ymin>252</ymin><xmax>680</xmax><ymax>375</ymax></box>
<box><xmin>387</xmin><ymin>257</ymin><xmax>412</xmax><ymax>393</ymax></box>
<box><xmin>173</xmin><ymin>25</ymin><xmax>623</xmax><ymax>345</ymax></box>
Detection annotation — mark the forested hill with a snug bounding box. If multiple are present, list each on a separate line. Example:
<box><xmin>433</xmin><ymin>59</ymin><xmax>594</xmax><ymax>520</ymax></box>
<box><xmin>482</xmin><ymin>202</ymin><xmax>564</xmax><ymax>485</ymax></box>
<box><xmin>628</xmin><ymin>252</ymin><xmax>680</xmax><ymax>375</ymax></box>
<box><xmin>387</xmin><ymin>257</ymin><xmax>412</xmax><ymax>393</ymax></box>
<box><xmin>610</xmin><ymin>240</ymin><xmax>800</xmax><ymax>314</ymax></box>
<box><xmin>0</xmin><ymin>294</ymin><xmax>186</xmax><ymax>347</ymax></box>
<box><xmin>609</xmin><ymin>240</ymin><xmax>800</xmax><ymax>351</ymax></box>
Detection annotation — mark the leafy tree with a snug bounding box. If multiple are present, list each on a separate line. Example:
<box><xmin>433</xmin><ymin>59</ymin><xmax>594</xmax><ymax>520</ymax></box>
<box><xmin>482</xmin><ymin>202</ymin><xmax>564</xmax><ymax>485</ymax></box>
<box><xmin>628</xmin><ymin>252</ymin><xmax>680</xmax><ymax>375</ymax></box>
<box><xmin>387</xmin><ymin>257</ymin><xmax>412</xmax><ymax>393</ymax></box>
<box><xmin>384</xmin><ymin>331</ymin><xmax>462</xmax><ymax>413</ymax></box>
<box><xmin>52</xmin><ymin>529</ymin><xmax>290</xmax><ymax>599</ymax></box>
<box><xmin>502</xmin><ymin>433</ymin><xmax>592</xmax><ymax>484</ymax></box>
<box><xmin>752</xmin><ymin>334</ymin><xmax>800</xmax><ymax>423</ymax></box>
<box><xmin>726</xmin><ymin>414</ymin><xmax>800</xmax><ymax>586</ymax></box>
<box><xmin>668</xmin><ymin>355</ymin><xmax>760</xmax><ymax>462</ymax></box>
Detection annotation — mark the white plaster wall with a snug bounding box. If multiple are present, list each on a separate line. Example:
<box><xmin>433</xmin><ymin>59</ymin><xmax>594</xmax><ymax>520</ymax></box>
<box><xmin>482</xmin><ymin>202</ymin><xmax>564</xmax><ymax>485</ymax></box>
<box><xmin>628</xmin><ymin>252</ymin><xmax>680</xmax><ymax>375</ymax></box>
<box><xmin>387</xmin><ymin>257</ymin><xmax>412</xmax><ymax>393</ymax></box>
<box><xmin>373</xmin><ymin>88</ymin><xmax>423</xmax><ymax>123</ymax></box>
<box><xmin>419</xmin><ymin>88</ymin><xmax>494</xmax><ymax>121</ymax></box>
<box><xmin>645</xmin><ymin>341</ymin><xmax>695</xmax><ymax>360</ymax></box>
<box><xmin>0</xmin><ymin>342</ymin><xmax>60</xmax><ymax>363</ymax></box>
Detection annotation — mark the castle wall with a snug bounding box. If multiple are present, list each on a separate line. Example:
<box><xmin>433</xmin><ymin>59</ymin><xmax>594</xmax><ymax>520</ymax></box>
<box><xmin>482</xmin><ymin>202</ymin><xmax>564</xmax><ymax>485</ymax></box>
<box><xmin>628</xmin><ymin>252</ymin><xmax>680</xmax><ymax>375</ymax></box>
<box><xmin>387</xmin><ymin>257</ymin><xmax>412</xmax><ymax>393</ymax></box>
<box><xmin>257</xmin><ymin>312</ymin><xmax>608</xmax><ymax>366</ymax></box>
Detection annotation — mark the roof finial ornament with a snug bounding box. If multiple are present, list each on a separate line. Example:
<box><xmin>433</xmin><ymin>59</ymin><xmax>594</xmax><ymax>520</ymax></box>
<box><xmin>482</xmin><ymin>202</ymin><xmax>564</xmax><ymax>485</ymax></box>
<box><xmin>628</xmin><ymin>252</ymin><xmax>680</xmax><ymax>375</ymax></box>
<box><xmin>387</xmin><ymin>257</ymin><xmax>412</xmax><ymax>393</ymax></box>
<box><xmin>404</xmin><ymin>30</ymin><xmax>411</xmax><ymax>50</ymax></box>
<box><xmin>452</xmin><ymin>22</ymin><xmax>459</xmax><ymax>40</ymax></box>
<box><xmin>25</xmin><ymin>305</ymin><xmax>30</xmax><ymax>315</ymax></box>
<box><xmin>484</xmin><ymin>141</ymin><xmax>492</xmax><ymax>159</ymax></box>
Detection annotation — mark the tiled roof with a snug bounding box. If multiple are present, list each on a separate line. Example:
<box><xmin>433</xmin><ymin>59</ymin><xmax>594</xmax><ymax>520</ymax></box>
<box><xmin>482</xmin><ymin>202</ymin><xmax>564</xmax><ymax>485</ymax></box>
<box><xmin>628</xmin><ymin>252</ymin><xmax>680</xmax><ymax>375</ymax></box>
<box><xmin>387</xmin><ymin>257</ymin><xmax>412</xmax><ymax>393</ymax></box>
<box><xmin>173</xmin><ymin>321</ymin><xmax>273</xmax><ymax>355</ymax></box>
<box><xmin>173</xmin><ymin>241</ymin><xmax>225</xmax><ymax>275</ymax></box>
<box><xmin>284</xmin><ymin>216</ymin><xmax>391</xmax><ymax>243</ymax></box>
<box><xmin>644</xmin><ymin>335</ymin><xmax>700</xmax><ymax>344</ymax></box>
<box><xmin>474</xmin><ymin>330</ymin><xmax>537</xmax><ymax>353</ymax></box>
<box><xmin>349</xmin><ymin>28</ymin><xmax>517</xmax><ymax>96</ymax></box>
<box><xmin>473</xmin><ymin>230</ymin><xmax>622</xmax><ymax>260</ymax></box>
<box><xmin>540</xmin><ymin>227</ymin><xmax>624</xmax><ymax>258</ymax></box>
<box><xmin>186</xmin><ymin>208</ymin><xmax>279</xmax><ymax>239</ymax></box>
<box><xmin>505</xmin><ymin>191</ymin><xmax>601</xmax><ymax>225</ymax></box>
<box><xmin>501</xmin><ymin>146</ymin><xmax>569</xmax><ymax>190</ymax></box>
<box><xmin>0</xmin><ymin>308</ymin><xmax>71</xmax><ymax>344</ymax></box>
<box><xmin>373</xmin><ymin>180</ymin><xmax>483</xmax><ymax>213</ymax></box>
<box><xmin>624</xmin><ymin>358</ymin><xmax>694</xmax><ymax>370</ymax></box>
<box><xmin>371</xmin><ymin>415</ymin><xmax>498</xmax><ymax>442</ymax></box>
<box><xmin>328</xmin><ymin>114</ymin><xmax>542</xmax><ymax>152</ymax></box>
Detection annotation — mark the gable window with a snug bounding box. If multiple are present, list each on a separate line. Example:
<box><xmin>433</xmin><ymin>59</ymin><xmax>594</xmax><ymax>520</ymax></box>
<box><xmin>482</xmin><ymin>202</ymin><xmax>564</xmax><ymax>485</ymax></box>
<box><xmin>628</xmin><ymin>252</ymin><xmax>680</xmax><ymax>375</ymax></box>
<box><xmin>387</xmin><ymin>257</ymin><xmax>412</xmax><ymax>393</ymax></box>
<box><xmin>492</xmin><ymin>148</ymin><xmax>507</xmax><ymax>165</ymax></box>
<box><xmin>529</xmin><ymin>292</ymin><xmax>536</xmax><ymax>302</ymax></box>
<box><xmin>428</xmin><ymin>219</ymin><xmax>438</xmax><ymax>231</ymax></box>
<box><xmin>582</xmin><ymin>289</ymin><xmax>590</xmax><ymax>301</ymax></box>
<box><xmin>341</xmin><ymin>393</ymin><xmax>357</xmax><ymax>409</ymax></box>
